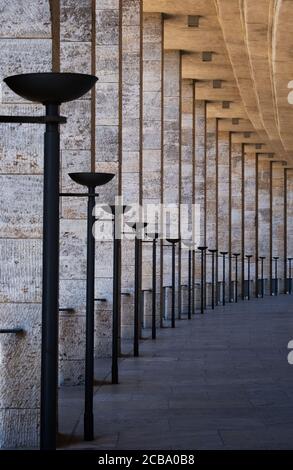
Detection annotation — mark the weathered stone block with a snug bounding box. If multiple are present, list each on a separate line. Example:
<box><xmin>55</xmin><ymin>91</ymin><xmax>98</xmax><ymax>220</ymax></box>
<box><xmin>0</xmin><ymin>39</ymin><xmax>51</xmax><ymax>103</ymax></box>
<box><xmin>0</xmin><ymin>0</ymin><xmax>51</xmax><ymax>38</ymax></box>
<box><xmin>61</xmin><ymin>100</ymin><xmax>91</xmax><ymax>150</ymax></box>
<box><xmin>61</xmin><ymin>0</ymin><xmax>91</xmax><ymax>42</ymax></box>
<box><xmin>0</xmin><ymin>175</ymin><xmax>42</xmax><ymax>238</ymax></box>
<box><xmin>0</xmin><ymin>304</ymin><xmax>41</xmax><ymax>408</ymax></box>
<box><xmin>0</xmin><ymin>239</ymin><xmax>41</xmax><ymax>303</ymax></box>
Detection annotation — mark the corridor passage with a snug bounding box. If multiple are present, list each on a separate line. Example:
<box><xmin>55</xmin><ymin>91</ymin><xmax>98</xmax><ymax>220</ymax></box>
<box><xmin>59</xmin><ymin>296</ymin><xmax>293</xmax><ymax>450</ymax></box>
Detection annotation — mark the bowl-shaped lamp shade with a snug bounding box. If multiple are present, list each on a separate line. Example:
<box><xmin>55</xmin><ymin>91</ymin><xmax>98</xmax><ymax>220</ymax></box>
<box><xmin>166</xmin><ymin>238</ymin><xmax>180</xmax><ymax>244</ymax></box>
<box><xmin>4</xmin><ymin>73</ymin><xmax>98</xmax><ymax>104</ymax></box>
<box><xmin>69</xmin><ymin>172</ymin><xmax>115</xmax><ymax>188</ymax></box>
<box><xmin>127</xmin><ymin>222</ymin><xmax>148</xmax><ymax>231</ymax></box>
<box><xmin>102</xmin><ymin>205</ymin><xmax>131</xmax><ymax>215</ymax></box>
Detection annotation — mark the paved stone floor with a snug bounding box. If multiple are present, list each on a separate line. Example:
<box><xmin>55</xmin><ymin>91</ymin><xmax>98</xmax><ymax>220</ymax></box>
<box><xmin>59</xmin><ymin>295</ymin><xmax>293</xmax><ymax>450</ymax></box>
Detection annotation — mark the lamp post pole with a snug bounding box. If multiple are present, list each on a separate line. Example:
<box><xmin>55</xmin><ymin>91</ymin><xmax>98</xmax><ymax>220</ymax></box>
<box><xmin>208</xmin><ymin>249</ymin><xmax>217</xmax><ymax>310</ymax></box>
<box><xmin>68</xmin><ymin>173</ymin><xmax>114</xmax><ymax>441</ymax></box>
<box><xmin>288</xmin><ymin>258</ymin><xmax>293</xmax><ymax>294</ymax></box>
<box><xmin>245</xmin><ymin>255</ymin><xmax>253</xmax><ymax>300</ymax></box>
<box><xmin>197</xmin><ymin>247</ymin><xmax>207</xmax><ymax>314</ymax></box>
<box><xmin>259</xmin><ymin>256</ymin><xmax>265</xmax><ymax>298</ymax></box>
<box><xmin>166</xmin><ymin>239</ymin><xmax>180</xmax><ymax>327</ymax></box>
<box><xmin>233</xmin><ymin>254</ymin><xmax>240</xmax><ymax>303</ymax></box>
<box><xmin>220</xmin><ymin>252</ymin><xmax>228</xmax><ymax>306</ymax></box>
<box><xmin>1</xmin><ymin>72</ymin><xmax>98</xmax><ymax>450</ymax></box>
<box><xmin>273</xmin><ymin>256</ymin><xmax>279</xmax><ymax>296</ymax></box>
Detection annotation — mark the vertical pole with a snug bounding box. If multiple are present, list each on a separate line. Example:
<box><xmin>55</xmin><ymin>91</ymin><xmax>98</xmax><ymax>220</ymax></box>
<box><xmin>269</xmin><ymin>161</ymin><xmax>273</xmax><ymax>295</ymax></box>
<box><xmin>40</xmin><ymin>104</ymin><xmax>60</xmax><ymax>450</ymax></box>
<box><xmin>152</xmin><ymin>238</ymin><xmax>157</xmax><ymax>339</ymax></box>
<box><xmin>200</xmin><ymin>250</ymin><xmax>204</xmax><ymax>314</ymax></box>
<box><xmin>247</xmin><ymin>257</ymin><xmax>251</xmax><ymax>300</ymax></box>
<box><xmin>188</xmin><ymin>249</ymin><xmax>192</xmax><ymax>319</ymax></box>
<box><xmin>235</xmin><ymin>255</ymin><xmax>238</xmax><ymax>303</ymax></box>
<box><xmin>84</xmin><ymin>186</ymin><xmax>96</xmax><ymax>441</ymax></box>
<box><xmin>284</xmin><ymin>169</ymin><xmax>288</xmax><ymax>294</ymax></box>
<box><xmin>222</xmin><ymin>254</ymin><xmax>226</xmax><ymax>306</ymax></box>
<box><xmin>191</xmin><ymin>250</ymin><xmax>195</xmax><ymax>315</ymax></box>
<box><xmin>112</xmin><ymin>214</ymin><xmax>120</xmax><ymax>384</ymax></box>
<box><xmin>261</xmin><ymin>258</ymin><xmax>264</xmax><ymax>298</ymax></box>
<box><xmin>255</xmin><ymin>154</ymin><xmax>259</xmax><ymax>298</ymax></box>
<box><xmin>289</xmin><ymin>258</ymin><xmax>292</xmax><ymax>294</ymax></box>
<box><xmin>134</xmin><ymin>236</ymin><xmax>140</xmax><ymax>356</ymax></box>
<box><xmin>274</xmin><ymin>258</ymin><xmax>278</xmax><ymax>296</ymax></box>
<box><xmin>171</xmin><ymin>242</ymin><xmax>176</xmax><ymax>327</ymax></box>
<box><xmin>211</xmin><ymin>251</ymin><xmax>215</xmax><ymax>309</ymax></box>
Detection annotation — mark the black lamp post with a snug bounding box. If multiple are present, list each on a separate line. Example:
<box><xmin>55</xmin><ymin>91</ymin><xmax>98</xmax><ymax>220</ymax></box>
<box><xmin>233</xmin><ymin>253</ymin><xmax>240</xmax><ymax>303</ymax></box>
<box><xmin>69</xmin><ymin>173</ymin><xmax>114</xmax><ymax>441</ymax></box>
<box><xmin>245</xmin><ymin>255</ymin><xmax>253</xmax><ymax>300</ymax></box>
<box><xmin>1</xmin><ymin>72</ymin><xmax>98</xmax><ymax>450</ymax></box>
<box><xmin>288</xmin><ymin>258</ymin><xmax>293</xmax><ymax>294</ymax></box>
<box><xmin>166</xmin><ymin>239</ymin><xmax>180</xmax><ymax>327</ymax></box>
<box><xmin>208</xmin><ymin>249</ymin><xmax>217</xmax><ymax>310</ymax></box>
<box><xmin>197</xmin><ymin>247</ymin><xmax>207</xmax><ymax>314</ymax></box>
<box><xmin>182</xmin><ymin>241</ymin><xmax>196</xmax><ymax>319</ymax></box>
<box><xmin>273</xmin><ymin>256</ymin><xmax>279</xmax><ymax>296</ymax></box>
<box><xmin>259</xmin><ymin>256</ymin><xmax>265</xmax><ymax>298</ymax></box>
<box><xmin>128</xmin><ymin>222</ymin><xmax>148</xmax><ymax>356</ymax></box>
<box><xmin>148</xmin><ymin>233</ymin><xmax>159</xmax><ymax>339</ymax></box>
<box><xmin>101</xmin><ymin>205</ymin><xmax>130</xmax><ymax>384</ymax></box>
<box><xmin>220</xmin><ymin>252</ymin><xmax>228</xmax><ymax>306</ymax></box>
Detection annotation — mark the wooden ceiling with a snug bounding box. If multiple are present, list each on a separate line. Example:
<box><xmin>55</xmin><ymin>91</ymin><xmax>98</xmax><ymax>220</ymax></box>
<box><xmin>144</xmin><ymin>0</ymin><xmax>293</xmax><ymax>163</ymax></box>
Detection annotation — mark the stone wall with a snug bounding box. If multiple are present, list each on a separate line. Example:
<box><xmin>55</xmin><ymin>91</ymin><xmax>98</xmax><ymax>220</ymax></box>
<box><xmin>0</xmin><ymin>0</ymin><xmax>51</xmax><ymax>449</ymax></box>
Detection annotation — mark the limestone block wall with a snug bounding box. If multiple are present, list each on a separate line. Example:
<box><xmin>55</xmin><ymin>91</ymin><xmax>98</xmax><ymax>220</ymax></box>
<box><xmin>58</xmin><ymin>0</ymin><xmax>93</xmax><ymax>385</ymax></box>
<box><xmin>181</xmin><ymin>79</ymin><xmax>194</xmax><ymax>289</ymax></box>
<box><xmin>194</xmin><ymin>99</ymin><xmax>206</xmax><ymax>280</ymax></box>
<box><xmin>142</xmin><ymin>12</ymin><xmax>163</xmax><ymax>324</ymax></box>
<box><xmin>272</xmin><ymin>165</ymin><xmax>285</xmax><ymax>267</ymax></box>
<box><xmin>120</xmin><ymin>0</ymin><xmax>143</xmax><ymax>344</ymax></box>
<box><xmin>94</xmin><ymin>0</ymin><xmax>120</xmax><ymax>356</ymax></box>
<box><xmin>0</xmin><ymin>0</ymin><xmax>52</xmax><ymax>449</ymax></box>
<box><xmin>244</xmin><ymin>150</ymin><xmax>256</xmax><ymax>279</ymax></box>
<box><xmin>258</xmin><ymin>159</ymin><xmax>270</xmax><ymax>281</ymax></box>
<box><xmin>163</xmin><ymin>50</ymin><xmax>180</xmax><ymax>301</ymax></box>
<box><xmin>218</xmin><ymin>131</ymin><xmax>229</xmax><ymax>283</ymax></box>
<box><xmin>287</xmin><ymin>172</ymin><xmax>293</xmax><ymax>260</ymax></box>
<box><xmin>206</xmin><ymin>117</ymin><xmax>217</xmax><ymax>281</ymax></box>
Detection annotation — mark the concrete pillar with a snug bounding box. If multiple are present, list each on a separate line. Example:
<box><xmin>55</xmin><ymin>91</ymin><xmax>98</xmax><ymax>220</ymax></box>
<box><xmin>194</xmin><ymin>99</ymin><xmax>206</xmax><ymax>281</ymax></box>
<box><xmin>230</xmin><ymin>141</ymin><xmax>243</xmax><ymax>297</ymax></box>
<box><xmin>163</xmin><ymin>50</ymin><xmax>181</xmax><ymax>317</ymax></box>
<box><xmin>142</xmin><ymin>12</ymin><xmax>163</xmax><ymax>328</ymax></box>
<box><xmin>206</xmin><ymin>117</ymin><xmax>217</xmax><ymax>288</ymax></box>
<box><xmin>94</xmin><ymin>0</ymin><xmax>121</xmax><ymax>357</ymax></box>
<box><xmin>58</xmin><ymin>0</ymin><xmax>93</xmax><ymax>385</ymax></box>
<box><xmin>272</xmin><ymin>163</ymin><xmax>285</xmax><ymax>292</ymax></box>
<box><xmin>287</xmin><ymin>171</ymin><xmax>293</xmax><ymax>260</ymax></box>
<box><xmin>0</xmin><ymin>0</ymin><xmax>51</xmax><ymax>449</ymax></box>
<box><xmin>120</xmin><ymin>0</ymin><xmax>143</xmax><ymax>345</ymax></box>
<box><xmin>258</xmin><ymin>158</ymin><xmax>270</xmax><ymax>292</ymax></box>
<box><xmin>181</xmin><ymin>79</ymin><xmax>194</xmax><ymax>307</ymax></box>
<box><xmin>218</xmin><ymin>131</ymin><xmax>229</xmax><ymax>294</ymax></box>
<box><xmin>244</xmin><ymin>149</ymin><xmax>256</xmax><ymax>293</ymax></box>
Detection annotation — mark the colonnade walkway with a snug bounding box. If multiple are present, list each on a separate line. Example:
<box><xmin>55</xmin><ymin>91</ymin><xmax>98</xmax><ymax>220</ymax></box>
<box><xmin>59</xmin><ymin>295</ymin><xmax>293</xmax><ymax>450</ymax></box>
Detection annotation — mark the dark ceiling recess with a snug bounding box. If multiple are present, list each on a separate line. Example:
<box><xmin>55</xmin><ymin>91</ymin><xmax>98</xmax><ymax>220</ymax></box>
<box><xmin>232</xmin><ymin>118</ymin><xmax>239</xmax><ymax>125</ymax></box>
<box><xmin>213</xmin><ymin>80</ymin><xmax>222</xmax><ymax>88</ymax></box>
<box><xmin>187</xmin><ymin>15</ymin><xmax>200</xmax><ymax>27</ymax></box>
<box><xmin>202</xmin><ymin>51</ymin><xmax>213</xmax><ymax>62</ymax></box>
